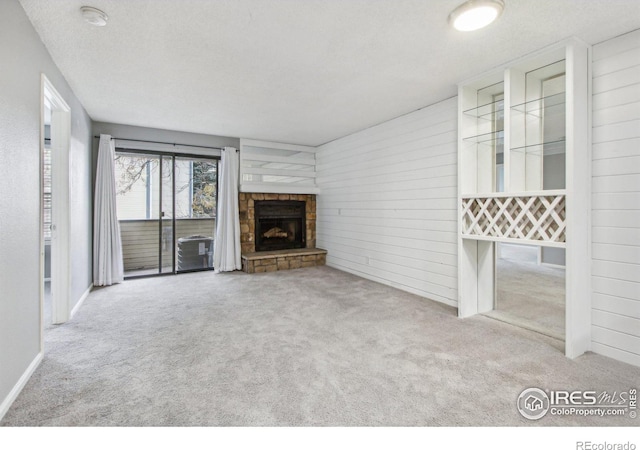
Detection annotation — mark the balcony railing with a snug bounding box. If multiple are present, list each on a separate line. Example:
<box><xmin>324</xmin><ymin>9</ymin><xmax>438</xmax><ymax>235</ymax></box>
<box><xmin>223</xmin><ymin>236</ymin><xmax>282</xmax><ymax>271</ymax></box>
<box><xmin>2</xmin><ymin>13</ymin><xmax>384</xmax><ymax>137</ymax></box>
<box><xmin>120</xmin><ymin>218</ymin><xmax>216</xmax><ymax>273</ymax></box>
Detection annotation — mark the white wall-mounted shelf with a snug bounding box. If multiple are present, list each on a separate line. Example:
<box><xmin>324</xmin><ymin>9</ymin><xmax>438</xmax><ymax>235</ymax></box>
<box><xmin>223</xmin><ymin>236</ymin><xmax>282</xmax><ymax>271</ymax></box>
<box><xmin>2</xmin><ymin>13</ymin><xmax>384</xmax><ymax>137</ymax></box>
<box><xmin>239</xmin><ymin>138</ymin><xmax>319</xmax><ymax>194</ymax></box>
<box><xmin>460</xmin><ymin>235</ymin><xmax>567</xmax><ymax>248</ymax></box>
<box><xmin>461</xmin><ymin>189</ymin><xmax>566</xmax><ymax>199</ymax></box>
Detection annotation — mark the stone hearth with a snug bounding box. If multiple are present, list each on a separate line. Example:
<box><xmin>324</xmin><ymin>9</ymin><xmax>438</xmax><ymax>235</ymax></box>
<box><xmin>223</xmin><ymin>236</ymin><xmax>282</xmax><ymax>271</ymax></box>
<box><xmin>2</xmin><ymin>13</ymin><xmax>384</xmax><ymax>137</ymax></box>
<box><xmin>241</xmin><ymin>248</ymin><xmax>327</xmax><ymax>274</ymax></box>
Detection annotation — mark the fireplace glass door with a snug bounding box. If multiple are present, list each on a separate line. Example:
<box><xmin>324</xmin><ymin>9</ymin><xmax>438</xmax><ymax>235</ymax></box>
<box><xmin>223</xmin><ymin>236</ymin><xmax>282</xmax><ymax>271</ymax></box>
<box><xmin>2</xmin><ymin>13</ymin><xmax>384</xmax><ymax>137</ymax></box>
<box><xmin>255</xmin><ymin>201</ymin><xmax>305</xmax><ymax>252</ymax></box>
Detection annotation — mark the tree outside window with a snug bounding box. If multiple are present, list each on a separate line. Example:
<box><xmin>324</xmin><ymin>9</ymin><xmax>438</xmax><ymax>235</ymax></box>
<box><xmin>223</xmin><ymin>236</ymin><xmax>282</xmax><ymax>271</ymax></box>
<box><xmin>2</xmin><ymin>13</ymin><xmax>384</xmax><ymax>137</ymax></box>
<box><xmin>115</xmin><ymin>154</ymin><xmax>217</xmax><ymax>220</ymax></box>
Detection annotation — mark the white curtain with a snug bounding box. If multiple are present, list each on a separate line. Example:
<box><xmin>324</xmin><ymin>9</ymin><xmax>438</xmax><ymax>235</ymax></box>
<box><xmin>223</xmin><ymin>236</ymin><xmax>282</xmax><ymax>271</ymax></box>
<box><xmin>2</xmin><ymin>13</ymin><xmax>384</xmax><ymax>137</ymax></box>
<box><xmin>214</xmin><ymin>147</ymin><xmax>242</xmax><ymax>272</ymax></box>
<box><xmin>93</xmin><ymin>134</ymin><xmax>124</xmax><ymax>285</ymax></box>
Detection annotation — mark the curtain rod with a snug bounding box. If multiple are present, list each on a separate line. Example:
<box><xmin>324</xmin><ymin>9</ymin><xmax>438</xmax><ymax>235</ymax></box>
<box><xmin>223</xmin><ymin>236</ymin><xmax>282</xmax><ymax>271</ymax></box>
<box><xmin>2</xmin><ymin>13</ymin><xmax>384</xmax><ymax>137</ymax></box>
<box><xmin>93</xmin><ymin>135</ymin><xmax>224</xmax><ymax>151</ymax></box>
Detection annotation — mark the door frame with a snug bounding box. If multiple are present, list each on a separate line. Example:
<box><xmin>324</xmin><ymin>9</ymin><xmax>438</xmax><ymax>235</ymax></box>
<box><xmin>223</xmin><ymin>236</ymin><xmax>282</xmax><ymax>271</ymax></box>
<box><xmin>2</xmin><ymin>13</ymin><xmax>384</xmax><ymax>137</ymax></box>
<box><xmin>41</xmin><ymin>75</ymin><xmax>71</xmax><ymax>332</ymax></box>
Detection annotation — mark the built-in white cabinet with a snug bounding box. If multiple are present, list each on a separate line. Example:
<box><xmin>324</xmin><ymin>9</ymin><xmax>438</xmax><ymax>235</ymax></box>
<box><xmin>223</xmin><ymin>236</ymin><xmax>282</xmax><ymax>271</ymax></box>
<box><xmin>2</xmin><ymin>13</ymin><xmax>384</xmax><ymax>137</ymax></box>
<box><xmin>457</xmin><ymin>39</ymin><xmax>591</xmax><ymax>359</ymax></box>
<box><xmin>460</xmin><ymin>52</ymin><xmax>568</xmax><ymax>198</ymax></box>
<box><xmin>510</xmin><ymin>59</ymin><xmax>567</xmax><ymax>192</ymax></box>
<box><xmin>460</xmin><ymin>79</ymin><xmax>504</xmax><ymax>194</ymax></box>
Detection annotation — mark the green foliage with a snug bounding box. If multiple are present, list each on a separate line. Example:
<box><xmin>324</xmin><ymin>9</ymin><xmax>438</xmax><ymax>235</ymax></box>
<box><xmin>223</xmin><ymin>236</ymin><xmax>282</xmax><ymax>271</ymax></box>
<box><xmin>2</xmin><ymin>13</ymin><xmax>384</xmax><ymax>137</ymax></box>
<box><xmin>190</xmin><ymin>161</ymin><xmax>217</xmax><ymax>217</ymax></box>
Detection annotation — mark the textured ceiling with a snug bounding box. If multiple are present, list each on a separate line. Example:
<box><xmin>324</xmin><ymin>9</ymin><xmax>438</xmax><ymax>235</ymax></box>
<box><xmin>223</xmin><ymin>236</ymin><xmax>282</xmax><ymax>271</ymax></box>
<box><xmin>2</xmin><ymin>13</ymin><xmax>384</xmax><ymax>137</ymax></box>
<box><xmin>19</xmin><ymin>0</ymin><xmax>640</xmax><ymax>146</ymax></box>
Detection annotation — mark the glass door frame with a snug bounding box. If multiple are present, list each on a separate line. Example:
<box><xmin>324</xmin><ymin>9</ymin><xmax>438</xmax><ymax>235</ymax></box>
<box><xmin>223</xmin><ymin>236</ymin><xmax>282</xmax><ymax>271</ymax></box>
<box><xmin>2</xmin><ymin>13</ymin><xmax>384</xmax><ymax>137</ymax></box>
<box><xmin>114</xmin><ymin>147</ymin><xmax>220</xmax><ymax>279</ymax></box>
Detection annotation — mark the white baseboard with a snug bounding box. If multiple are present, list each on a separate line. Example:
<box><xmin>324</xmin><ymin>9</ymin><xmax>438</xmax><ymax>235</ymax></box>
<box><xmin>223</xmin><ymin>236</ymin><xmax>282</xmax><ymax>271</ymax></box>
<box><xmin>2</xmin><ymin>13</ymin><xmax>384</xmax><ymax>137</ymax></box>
<box><xmin>540</xmin><ymin>262</ymin><xmax>566</xmax><ymax>269</ymax></box>
<box><xmin>70</xmin><ymin>283</ymin><xmax>93</xmax><ymax>320</ymax></box>
<box><xmin>0</xmin><ymin>352</ymin><xmax>43</xmax><ymax>422</ymax></box>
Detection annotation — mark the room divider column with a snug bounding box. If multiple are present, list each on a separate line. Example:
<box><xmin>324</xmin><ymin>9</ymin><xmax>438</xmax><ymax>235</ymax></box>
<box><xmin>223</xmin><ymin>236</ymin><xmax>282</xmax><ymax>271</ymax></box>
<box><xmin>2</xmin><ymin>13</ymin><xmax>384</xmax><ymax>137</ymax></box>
<box><xmin>456</xmin><ymin>39</ymin><xmax>591</xmax><ymax>359</ymax></box>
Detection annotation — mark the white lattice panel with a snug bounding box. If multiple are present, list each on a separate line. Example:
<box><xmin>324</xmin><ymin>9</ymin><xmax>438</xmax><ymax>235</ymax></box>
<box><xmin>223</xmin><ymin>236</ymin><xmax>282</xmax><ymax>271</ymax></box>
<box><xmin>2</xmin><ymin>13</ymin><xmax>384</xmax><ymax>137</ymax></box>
<box><xmin>461</xmin><ymin>194</ymin><xmax>566</xmax><ymax>246</ymax></box>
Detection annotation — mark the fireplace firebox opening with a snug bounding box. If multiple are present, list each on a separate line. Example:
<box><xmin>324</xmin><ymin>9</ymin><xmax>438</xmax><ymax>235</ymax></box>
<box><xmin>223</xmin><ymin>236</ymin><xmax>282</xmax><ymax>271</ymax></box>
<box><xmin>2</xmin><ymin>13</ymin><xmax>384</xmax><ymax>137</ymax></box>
<box><xmin>255</xmin><ymin>200</ymin><xmax>306</xmax><ymax>252</ymax></box>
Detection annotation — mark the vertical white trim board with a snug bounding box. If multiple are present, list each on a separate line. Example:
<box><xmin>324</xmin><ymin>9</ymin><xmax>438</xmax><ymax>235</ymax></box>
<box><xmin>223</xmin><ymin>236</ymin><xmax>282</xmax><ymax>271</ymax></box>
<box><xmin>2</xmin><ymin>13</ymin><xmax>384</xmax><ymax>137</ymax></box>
<box><xmin>564</xmin><ymin>39</ymin><xmax>592</xmax><ymax>359</ymax></box>
<box><xmin>0</xmin><ymin>352</ymin><xmax>43</xmax><ymax>422</ymax></box>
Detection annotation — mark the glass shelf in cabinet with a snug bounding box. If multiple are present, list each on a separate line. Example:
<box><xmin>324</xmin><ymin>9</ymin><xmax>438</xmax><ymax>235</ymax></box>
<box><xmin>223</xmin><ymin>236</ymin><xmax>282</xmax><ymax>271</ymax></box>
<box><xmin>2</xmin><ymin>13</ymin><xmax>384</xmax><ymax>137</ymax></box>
<box><xmin>511</xmin><ymin>92</ymin><xmax>565</xmax><ymax>118</ymax></box>
<box><xmin>462</xmin><ymin>130</ymin><xmax>504</xmax><ymax>145</ymax></box>
<box><xmin>463</xmin><ymin>99</ymin><xmax>505</xmax><ymax>120</ymax></box>
<box><xmin>510</xmin><ymin>139</ymin><xmax>566</xmax><ymax>156</ymax></box>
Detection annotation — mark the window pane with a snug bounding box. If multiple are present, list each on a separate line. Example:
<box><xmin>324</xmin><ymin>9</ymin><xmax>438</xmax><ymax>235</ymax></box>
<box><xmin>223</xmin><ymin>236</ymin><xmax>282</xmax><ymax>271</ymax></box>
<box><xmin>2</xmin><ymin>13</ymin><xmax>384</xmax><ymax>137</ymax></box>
<box><xmin>115</xmin><ymin>153</ymin><xmax>160</xmax><ymax>220</ymax></box>
<box><xmin>115</xmin><ymin>153</ymin><xmax>161</xmax><ymax>276</ymax></box>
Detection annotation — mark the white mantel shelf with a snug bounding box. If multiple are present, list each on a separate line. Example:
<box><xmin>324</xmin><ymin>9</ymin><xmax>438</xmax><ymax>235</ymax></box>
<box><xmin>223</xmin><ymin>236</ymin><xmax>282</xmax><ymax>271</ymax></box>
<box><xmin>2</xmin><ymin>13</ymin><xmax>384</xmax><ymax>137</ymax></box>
<box><xmin>239</xmin><ymin>183</ymin><xmax>319</xmax><ymax>195</ymax></box>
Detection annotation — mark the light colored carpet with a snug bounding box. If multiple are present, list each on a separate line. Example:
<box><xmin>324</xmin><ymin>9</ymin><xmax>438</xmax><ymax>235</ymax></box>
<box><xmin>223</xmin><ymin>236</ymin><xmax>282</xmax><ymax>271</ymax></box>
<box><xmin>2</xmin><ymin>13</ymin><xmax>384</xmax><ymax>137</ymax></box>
<box><xmin>489</xmin><ymin>244</ymin><xmax>565</xmax><ymax>340</ymax></box>
<box><xmin>2</xmin><ymin>266</ymin><xmax>638</xmax><ymax>426</ymax></box>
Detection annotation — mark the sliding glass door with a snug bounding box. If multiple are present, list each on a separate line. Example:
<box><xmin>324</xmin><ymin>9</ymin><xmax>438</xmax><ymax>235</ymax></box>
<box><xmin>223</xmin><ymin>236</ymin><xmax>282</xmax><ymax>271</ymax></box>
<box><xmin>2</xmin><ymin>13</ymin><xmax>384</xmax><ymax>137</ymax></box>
<box><xmin>115</xmin><ymin>152</ymin><xmax>162</xmax><ymax>276</ymax></box>
<box><xmin>114</xmin><ymin>150</ymin><xmax>218</xmax><ymax>278</ymax></box>
<box><xmin>160</xmin><ymin>156</ymin><xmax>174</xmax><ymax>274</ymax></box>
<box><xmin>174</xmin><ymin>157</ymin><xmax>217</xmax><ymax>272</ymax></box>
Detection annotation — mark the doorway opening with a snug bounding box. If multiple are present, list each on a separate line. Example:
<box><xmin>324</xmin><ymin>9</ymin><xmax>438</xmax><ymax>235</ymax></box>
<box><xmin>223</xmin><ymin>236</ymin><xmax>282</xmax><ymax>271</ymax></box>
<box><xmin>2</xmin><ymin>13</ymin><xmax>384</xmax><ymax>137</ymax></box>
<box><xmin>113</xmin><ymin>149</ymin><xmax>219</xmax><ymax>278</ymax></box>
<box><xmin>41</xmin><ymin>75</ymin><xmax>71</xmax><ymax>329</ymax></box>
<box><xmin>43</xmin><ymin>99</ymin><xmax>52</xmax><ymax>327</ymax></box>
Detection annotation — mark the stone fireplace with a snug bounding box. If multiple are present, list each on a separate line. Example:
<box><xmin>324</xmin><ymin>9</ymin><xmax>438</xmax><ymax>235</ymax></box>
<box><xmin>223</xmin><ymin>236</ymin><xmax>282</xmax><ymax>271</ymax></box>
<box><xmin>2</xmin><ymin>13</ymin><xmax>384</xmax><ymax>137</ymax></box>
<box><xmin>239</xmin><ymin>193</ymin><xmax>316</xmax><ymax>254</ymax></box>
<box><xmin>238</xmin><ymin>193</ymin><xmax>325</xmax><ymax>273</ymax></box>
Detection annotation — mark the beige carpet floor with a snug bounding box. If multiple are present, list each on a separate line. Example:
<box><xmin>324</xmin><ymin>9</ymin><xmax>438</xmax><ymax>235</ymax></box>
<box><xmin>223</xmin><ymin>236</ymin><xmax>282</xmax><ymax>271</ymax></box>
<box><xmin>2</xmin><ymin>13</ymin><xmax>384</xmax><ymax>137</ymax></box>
<box><xmin>1</xmin><ymin>266</ymin><xmax>638</xmax><ymax>426</ymax></box>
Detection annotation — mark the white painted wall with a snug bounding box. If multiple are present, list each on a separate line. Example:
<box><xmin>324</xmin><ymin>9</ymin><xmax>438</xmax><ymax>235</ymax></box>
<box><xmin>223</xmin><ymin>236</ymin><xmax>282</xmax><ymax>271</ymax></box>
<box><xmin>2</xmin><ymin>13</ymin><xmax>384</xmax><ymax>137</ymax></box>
<box><xmin>316</xmin><ymin>98</ymin><xmax>458</xmax><ymax>306</ymax></box>
<box><xmin>0</xmin><ymin>0</ymin><xmax>93</xmax><ymax>418</ymax></box>
<box><xmin>590</xmin><ymin>29</ymin><xmax>640</xmax><ymax>367</ymax></box>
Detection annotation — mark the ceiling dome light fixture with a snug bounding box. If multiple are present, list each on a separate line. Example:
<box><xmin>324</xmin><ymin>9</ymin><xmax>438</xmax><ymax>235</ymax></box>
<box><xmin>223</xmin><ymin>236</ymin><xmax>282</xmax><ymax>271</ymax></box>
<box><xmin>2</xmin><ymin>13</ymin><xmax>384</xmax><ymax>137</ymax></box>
<box><xmin>80</xmin><ymin>6</ymin><xmax>108</xmax><ymax>26</ymax></box>
<box><xmin>448</xmin><ymin>0</ymin><xmax>504</xmax><ymax>32</ymax></box>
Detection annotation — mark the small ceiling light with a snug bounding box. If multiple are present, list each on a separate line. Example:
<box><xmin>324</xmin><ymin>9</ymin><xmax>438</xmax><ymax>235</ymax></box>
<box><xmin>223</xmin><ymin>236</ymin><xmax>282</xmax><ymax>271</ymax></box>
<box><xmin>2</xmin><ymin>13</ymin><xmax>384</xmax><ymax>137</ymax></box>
<box><xmin>448</xmin><ymin>0</ymin><xmax>504</xmax><ymax>32</ymax></box>
<box><xmin>80</xmin><ymin>6</ymin><xmax>108</xmax><ymax>27</ymax></box>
